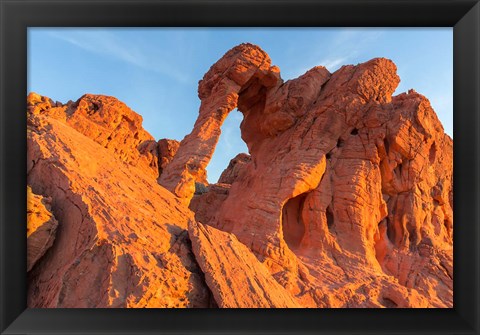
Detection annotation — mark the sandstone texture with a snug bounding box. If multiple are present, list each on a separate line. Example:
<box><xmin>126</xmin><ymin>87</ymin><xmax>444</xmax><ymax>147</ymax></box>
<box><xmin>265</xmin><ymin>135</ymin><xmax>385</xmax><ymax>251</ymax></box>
<box><xmin>218</xmin><ymin>153</ymin><xmax>251</xmax><ymax>184</ymax></box>
<box><xmin>163</xmin><ymin>44</ymin><xmax>453</xmax><ymax>307</ymax></box>
<box><xmin>188</xmin><ymin>221</ymin><xmax>300</xmax><ymax>308</ymax></box>
<box><xmin>28</xmin><ymin>93</ymin><xmax>165</xmax><ymax>180</ymax></box>
<box><xmin>157</xmin><ymin>46</ymin><xmax>279</xmax><ymax>204</ymax></box>
<box><xmin>27</xmin><ymin>186</ymin><xmax>58</xmax><ymax>272</ymax></box>
<box><xmin>27</xmin><ymin>43</ymin><xmax>453</xmax><ymax>308</ymax></box>
<box><xmin>157</xmin><ymin>138</ymin><xmax>180</xmax><ymax>177</ymax></box>
<box><xmin>27</xmin><ymin>96</ymin><xmax>211</xmax><ymax>307</ymax></box>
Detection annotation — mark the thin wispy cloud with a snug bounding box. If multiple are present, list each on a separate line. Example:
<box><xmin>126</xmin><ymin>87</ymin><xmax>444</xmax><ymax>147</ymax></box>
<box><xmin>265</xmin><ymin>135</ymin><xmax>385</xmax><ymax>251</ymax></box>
<box><xmin>48</xmin><ymin>30</ymin><xmax>190</xmax><ymax>83</ymax></box>
<box><xmin>317</xmin><ymin>56</ymin><xmax>350</xmax><ymax>71</ymax></box>
<box><xmin>287</xmin><ymin>29</ymin><xmax>384</xmax><ymax>78</ymax></box>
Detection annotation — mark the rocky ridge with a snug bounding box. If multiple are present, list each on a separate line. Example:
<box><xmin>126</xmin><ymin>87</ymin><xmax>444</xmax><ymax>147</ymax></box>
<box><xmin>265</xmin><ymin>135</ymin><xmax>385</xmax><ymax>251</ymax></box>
<box><xmin>27</xmin><ymin>43</ymin><xmax>453</xmax><ymax>308</ymax></box>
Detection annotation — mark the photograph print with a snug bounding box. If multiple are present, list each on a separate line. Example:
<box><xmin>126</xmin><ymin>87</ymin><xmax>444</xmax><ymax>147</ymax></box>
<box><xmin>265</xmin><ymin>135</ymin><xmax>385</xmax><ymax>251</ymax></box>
<box><xmin>26</xmin><ymin>28</ymin><xmax>453</xmax><ymax>308</ymax></box>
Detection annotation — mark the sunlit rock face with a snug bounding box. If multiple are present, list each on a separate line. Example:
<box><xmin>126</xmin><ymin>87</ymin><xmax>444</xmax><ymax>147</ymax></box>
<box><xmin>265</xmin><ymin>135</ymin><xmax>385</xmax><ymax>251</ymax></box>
<box><xmin>27</xmin><ymin>43</ymin><xmax>452</xmax><ymax>308</ymax></box>
<box><xmin>188</xmin><ymin>220</ymin><xmax>300</xmax><ymax>308</ymax></box>
<box><xmin>172</xmin><ymin>44</ymin><xmax>453</xmax><ymax>308</ymax></box>
<box><xmin>27</xmin><ymin>93</ymin><xmax>212</xmax><ymax>308</ymax></box>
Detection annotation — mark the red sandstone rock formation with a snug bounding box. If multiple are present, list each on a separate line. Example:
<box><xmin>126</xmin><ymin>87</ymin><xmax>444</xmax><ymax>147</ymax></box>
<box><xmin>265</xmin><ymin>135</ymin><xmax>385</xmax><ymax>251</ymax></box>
<box><xmin>26</xmin><ymin>43</ymin><xmax>453</xmax><ymax>308</ymax></box>
<box><xmin>28</xmin><ymin>92</ymin><xmax>163</xmax><ymax>180</ymax></box>
<box><xmin>27</xmin><ymin>98</ymin><xmax>211</xmax><ymax>307</ymax></box>
<box><xmin>189</xmin><ymin>221</ymin><xmax>300</xmax><ymax>308</ymax></box>
<box><xmin>157</xmin><ymin>138</ymin><xmax>180</xmax><ymax>176</ymax></box>
<box><xmin>158</xmin><ymin>45</ymin><xmax>279</xmax><ymax>204</ymax></box>
<box><xmin>27</xmin><ymin>186</ymin><xmax>58</xmax><ymax>272</ymax></box>
<box><xmin>189</xmin><ymin>153</ymin><xmax>251</xmax><ymax>224</ymax></box>
<box><xmin>189</xmin><ymin>183</ymin><xmax>230</xmax><ymax>225</ymax></box>
<box><xmin>218</xmin><ymin>153</ymin><xmax>251</xmax><ymax>184</ymax></box>
<box><xmin>168</xmin><ymin>44</ymin><xmax>453</xmax><ymax>307</ymax></box>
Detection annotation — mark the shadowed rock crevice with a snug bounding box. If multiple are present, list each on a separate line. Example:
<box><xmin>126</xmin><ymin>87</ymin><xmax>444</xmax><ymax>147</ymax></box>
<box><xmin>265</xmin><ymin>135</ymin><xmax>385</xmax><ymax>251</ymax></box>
<box><xmin>27</xmin><ymin>186</ymin><xmax>59</xmax><ymax>272</ymax></box>
<box><xmin>282</xmin><ymin>193</ymin><xmax>308</xmax><ymax>250</ymax></box>
<box><xmin>325</xmin><ymin>206</ymin><xmax>335</xmax><ymax>231</ymax></box>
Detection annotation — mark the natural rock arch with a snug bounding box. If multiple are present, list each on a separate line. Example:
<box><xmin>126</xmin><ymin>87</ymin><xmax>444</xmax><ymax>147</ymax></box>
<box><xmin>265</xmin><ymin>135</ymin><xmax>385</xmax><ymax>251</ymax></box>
<box><xmin>161</xmin><ymin>43</ymin><xmax>453</xmax><ymax>307</ymax></box>
<box><xmin>26</xmin><ymin>42</ymin><xmax>453</xmax><ymax>308</ymax></box>
<box><xmin>158</xmin><ymin>43</ymin><xmax>280</xmax><ymax>204</ymax></box>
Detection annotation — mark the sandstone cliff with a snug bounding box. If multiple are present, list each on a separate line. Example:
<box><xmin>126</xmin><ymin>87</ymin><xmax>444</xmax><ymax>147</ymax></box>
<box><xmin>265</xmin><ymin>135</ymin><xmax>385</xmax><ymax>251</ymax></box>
<box><xmin>27</xmin><ymin>43</ymin><xmax>453</xmax><ymax>308</ymax></box>
<box><xmin>27</xmin><ymin>93</ymin><xmax>211</xmax><ymax>307</ymax></box>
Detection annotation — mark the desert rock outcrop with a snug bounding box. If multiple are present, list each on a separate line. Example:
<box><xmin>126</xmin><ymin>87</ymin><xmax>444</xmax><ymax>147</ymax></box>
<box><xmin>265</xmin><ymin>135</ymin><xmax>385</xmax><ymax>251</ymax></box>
<box><xmin>28</xmin><ymin>93</ymin><xmax>164</xmax><ymax>180</ymax></box>
<box><xmin>27</xmin><ymin>97</ymin><xmax>211</xmax><ymax>307</ymax></box>
<box><xmin>157</xmin><ymin>139</ymin><xmax>180</xmax><ymax>176</ymax></box>
<box><xmin>188</xmin><ymin>221</ymin><xmax>300</xmax><ymax>308</ymax></box>
<box><xmin>27</xmin><ymin>43</ymin><xmax>453</xmax><ymax>308</ymax></box>
<box><xmin>218</xmin><ymin>153</ymin><xmax>251</xmax><ymax>184</ymax></box>
<box><xmin>170</xmin><ymin>44</ymin><xmax>453</xmax><ymax>307</ymax></box>
<box><xmin>158</xmin><ymin>44</ymin><xmax>280</xmax><ymax>204</ymax></box>
<box><xmin>27</xmin><ymin>186</ymin><xmax>58</xmax><ymax>272</ymax></box>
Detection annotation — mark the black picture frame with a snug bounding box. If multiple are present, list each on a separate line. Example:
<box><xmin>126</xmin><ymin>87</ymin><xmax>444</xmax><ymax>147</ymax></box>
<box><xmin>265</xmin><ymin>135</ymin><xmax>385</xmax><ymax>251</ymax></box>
<box><xmin>1</xmin><ymin>0</ymin><xmax>479</xmax><ymax>334</ymax></box>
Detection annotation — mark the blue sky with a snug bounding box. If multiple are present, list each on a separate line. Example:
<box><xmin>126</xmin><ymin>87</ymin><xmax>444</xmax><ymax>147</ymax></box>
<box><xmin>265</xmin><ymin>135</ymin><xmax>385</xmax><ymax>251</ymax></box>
<box><xmin>28</xmin><ymin>28</ymin><xmax>452</xmax><ymax>183</ymax></box>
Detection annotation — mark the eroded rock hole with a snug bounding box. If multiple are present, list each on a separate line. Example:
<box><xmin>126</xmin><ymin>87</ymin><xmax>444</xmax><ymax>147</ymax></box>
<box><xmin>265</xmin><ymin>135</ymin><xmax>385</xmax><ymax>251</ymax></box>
<box><xmin>336</xmin><ymin>138</ymin><xmax>345</xmax><ymax>148</ymax></box>
<box><xmin>429</xmin><ymin>142</ymin><xmax>437</xmax><ymax>164</ymax></box>
<box><xmin>383</xmin><ymin>138</ymin><xmax>390</xmax><ymax>152</ymax></box>
<box><xmin>350</xmin><ymin>128</ymin><xmax>359</xmax><ymax>135</ymax></box>
<box><xmin>444</xmin><ymin>218</ymin><xmax>453</xmax><ymax>237</ymax></box>
<box><xmin>326</xmin><ymin>206</ymin><xmax>334</xmax><ymax>231</ymax></box>
<box><xmin>407</xmin><ymin>222</ymin><xmax>420</xmax><ymax>251</ymax></box>
<box><xmin>86</xmin><ymin>102</ymin><xmax>100</xmax><ymax>115</ymax></box>
<box><xmin>282</xmin><ymin>193</ymin><xmax>307</xmax><ymax>250</ymax></box>
<box><xmin>385</xmin><ymin>216</ymin><xmax>396</xmax><ymax>245</ymax></box>
<box><xmin>397</xmin><ymin>163</ymin><xmax>403</xmax><ymax>174</ymax></box>
<box><xmin>206</xmin><ymin>109</ymin><xmax>248</xmax><ymax>183</ymax></box>
<box><xmin>382</xmin><ymin>297</ymin><xmax>398</xmax><ymax>308</ymax></box>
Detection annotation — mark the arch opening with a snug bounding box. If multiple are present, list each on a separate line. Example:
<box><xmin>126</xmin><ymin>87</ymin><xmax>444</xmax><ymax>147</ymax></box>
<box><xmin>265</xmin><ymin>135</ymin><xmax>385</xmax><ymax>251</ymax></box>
<box><xmin>205</xmin><ymin>109</ymin><xmax>249</xmax><ymax>183</ymax></box>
